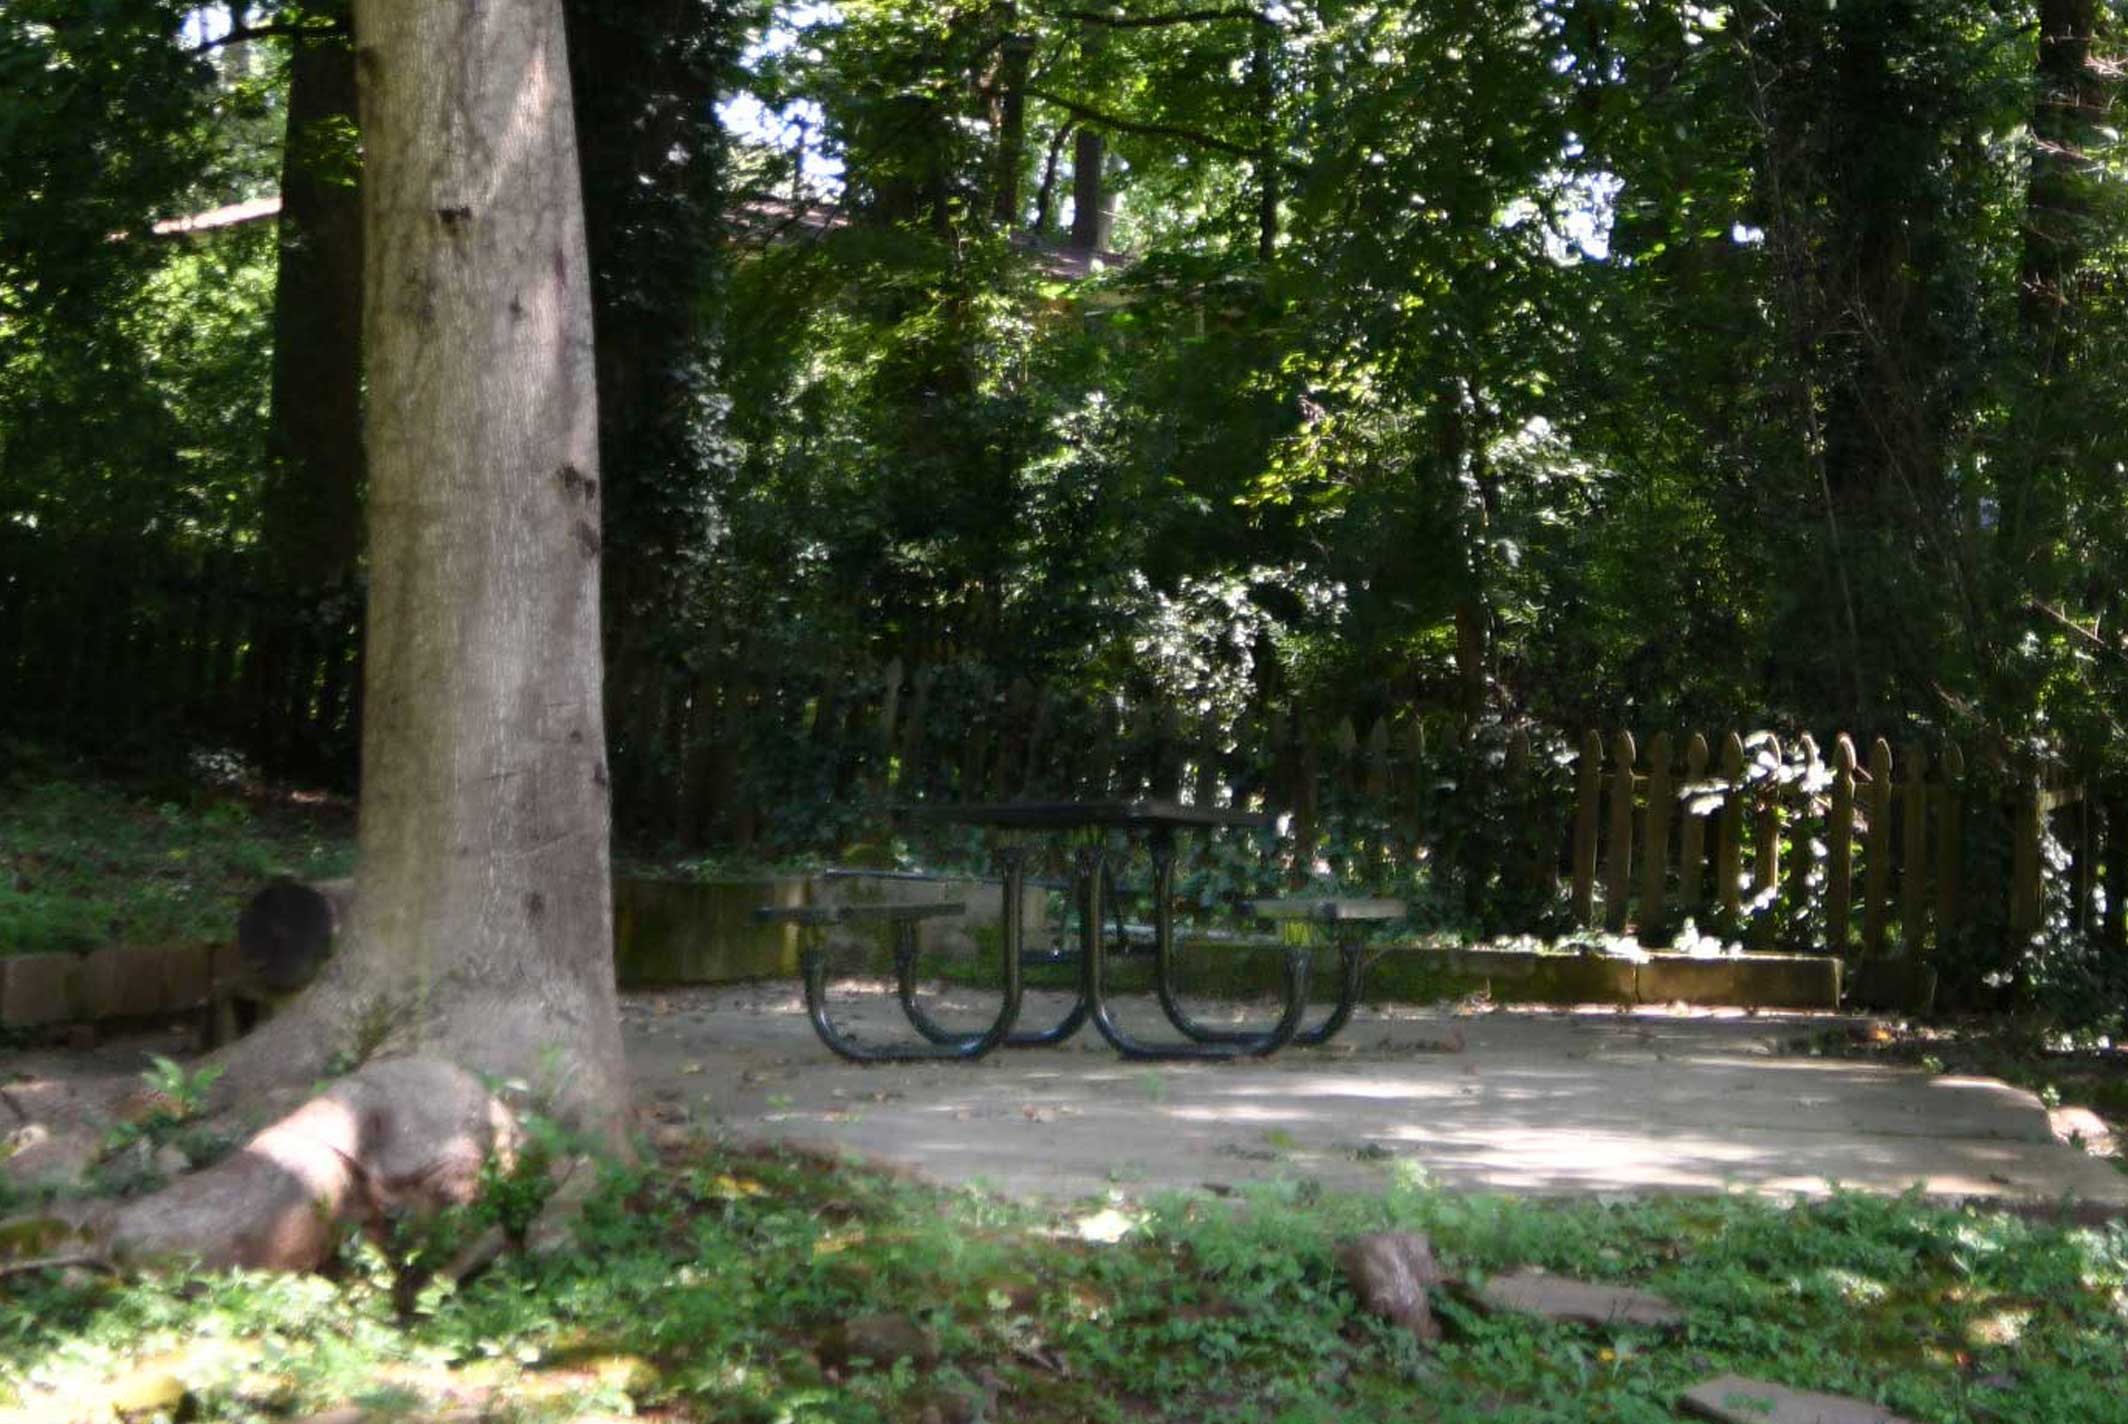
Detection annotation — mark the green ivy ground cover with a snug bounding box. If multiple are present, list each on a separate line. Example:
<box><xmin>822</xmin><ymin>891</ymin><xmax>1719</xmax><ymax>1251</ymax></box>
<box><xmin>6</xmin><ymin>1137</ymin><xmax>2127</xmax><ymax>1423</ymax></box>
<box><xmin>0</xmin><ymin>748</ymin><xmax>353</xmax><ymax>957</ymax></box>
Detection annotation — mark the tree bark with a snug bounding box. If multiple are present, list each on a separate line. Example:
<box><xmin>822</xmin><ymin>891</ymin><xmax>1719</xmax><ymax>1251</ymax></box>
<box><xmin>1069</xmin><ymin>125</ymin><xmax>1113</xmax><ymax>251</ymax></box>
<box><xmin>224</xmin><ymin>0</ymin><xmax>628</xmax><ymax>1135</ymax></box>
<box><xmin>991</xmin><ymin>29</ymin><xmax>1035</xmax><ymax>227</ymax></box>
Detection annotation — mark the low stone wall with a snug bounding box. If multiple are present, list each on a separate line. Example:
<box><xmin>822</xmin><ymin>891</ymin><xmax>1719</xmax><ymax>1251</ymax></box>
<box><xmin>0</xmin><ymin>943</ymin><xmax>239</xmax><ymax>1030</ymax></box>
<box><xmin>611</xmin><ymin>871</ymin><xmax>1053</xmax><ymax>987</ymax></box>
<box><xmin>0</xmin><ymin>873</ymin><xmax>1055</xmax><ymax>1030</ymax></box>
<box><xmin>1</xmin><ymin>877</ymin><xmax>1844</xmax><ymax>1030</ymax></box>
<box><xmin>1010</xmin><ymin>940</ymin><xmax>1842</xmax><ymax>1011</ymax></box>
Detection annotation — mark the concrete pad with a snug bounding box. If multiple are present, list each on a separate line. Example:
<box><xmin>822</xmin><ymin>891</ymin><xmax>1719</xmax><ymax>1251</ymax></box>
<box><xmin>624</xmin><ymin>985</ymin><xmax>2128</xmax><ymax>1206</ymax></box>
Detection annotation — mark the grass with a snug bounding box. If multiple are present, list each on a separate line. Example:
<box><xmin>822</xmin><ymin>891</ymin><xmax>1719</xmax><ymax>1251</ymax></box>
<box><xmin>0</xmin><ymin>742</ymin><xmax>354</xmax><ymax>956</ymax></box>
<box><xmin>6</xmin><ymin>1136</ymin><xmax>2128</xmax><ymax>1422</ymax></box>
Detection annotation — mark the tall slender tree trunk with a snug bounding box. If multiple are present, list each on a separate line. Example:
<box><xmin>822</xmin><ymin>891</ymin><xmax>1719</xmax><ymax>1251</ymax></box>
<box><xmin>1250</xmin><ymin>9</ymin><xmax>1278</xmax><ymax>261</ymax></box>
<box><xmin>253</xmin><ymin>5</ymin><xmax>365</xmax><ymax>774</ymax></box>
<box><xmin>225</xmin><ymin>0</ymin><xmax>628</xmax><ymax>1133</ymax></box>
<box><xmin>1069</xmin><ymin>126</ymin><xmax>1113</xmax><ymax>251</ymax></box>
<box><xmin>991</xmin><ymin>28</ymin><xmax>1035</xmax><ymax>227</ymax></box>
<box><xmin>261</xmin><ymin>5</ymin><xmax>364</xmax><ymax>592</ymax></box>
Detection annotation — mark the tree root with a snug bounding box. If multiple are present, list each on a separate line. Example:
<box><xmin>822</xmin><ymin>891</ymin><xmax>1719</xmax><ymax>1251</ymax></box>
<box><xmin>6</xmin><ymin>1058</ymin><xmax>519</xmax><ymax>1274</ymax></box>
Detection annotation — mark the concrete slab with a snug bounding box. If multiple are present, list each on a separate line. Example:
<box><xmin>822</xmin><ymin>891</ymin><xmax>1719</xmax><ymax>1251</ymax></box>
<box><xmin>624</xmin><ymin>984</ymin><xmax>2128</xmax><ymax>1206</ymax></box>
<box><xmin>1681</xmin><ymin>1375</ymin><xmax>1910</xmax><ymax>1424</ymax></box>
<box><xmin>1469</xmin><ymin>1272</ymin><xmax>1683</xmax><ymax>1329</ymax></box>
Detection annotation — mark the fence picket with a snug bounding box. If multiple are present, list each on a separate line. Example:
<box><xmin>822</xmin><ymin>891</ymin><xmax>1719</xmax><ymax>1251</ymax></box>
<box><xmin>896</xmin><ymin>666</ymin><xmax>934</xmax><ymax>794</ymax></box>
<box><xmin>1752</xmin><ymin>734</ymin><xmax>1782</xmax><ymax>949</ymax></box>
<box><xmin>1900</xmin><ymin>741</ymin><xmax>1930</xmax><ymax>955</ymax></box>
<box><xmin>1365</xmin><ymin>717</ymin><xmax>1391</xmax><ymax>801</ymax></box>
<box><xmin>1193</xmin><ymin>712</ymin><xmax>1223</xmax><ymax>806</ymax></box>
<box><xmin>1863</xmin><ymin>737</ymin><xmax>1894</xmax><ymax>957</ymax></box>
<box><xmin>1572</xmin><ymin>730</ymin><xmax>1602</xmax><ymax>925</ymax></box>
<box><xmin>1604</xmin><ymin>730</ymin><xmax>1637</xmax><ymax>934</ymax></box>
<box><xmin>1785</xmin><ymin>735</ymin><xmax>1819</xmax><ymax>949</ymax></box>
<box><xmin>1717</xmin><ymin>731</ymin><xmax>1745</xmax><ymax>931</ymax></box>
<box><xmin>2103</xmin><ymin>790</ymin><xmax>2127</xmax><ymax>958</ymax></box>
<box><xmin>1935</xmin><ymin>743</ymin><xmax>1962</xmax><ymax>938</ymax></box>
<box><xmin>1679</xmin><ymin>733</ymin><xmax>1710</xmax><ymax>924</ymax></box>
<box><xmin>1639</xmin><ymin>731</ymin><xmax>1673</xmax><ymax>944</ymax></box>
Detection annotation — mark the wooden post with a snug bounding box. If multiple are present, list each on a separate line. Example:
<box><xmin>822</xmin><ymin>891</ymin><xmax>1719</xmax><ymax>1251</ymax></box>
<box><xmin>1639</xmin><ymin>731</ymin><xmax>1673</xmax><ymax>944</ymax></box>
<box><xmin>1679</xmin><ymin>733</ymin><xmax>1710</xmax><ymax>925</ymax></box>
<box><xmin>960</xmin><ymin>674</ymin><xmax>994</xmax><ymax>800</ymax></box>
<box><xmin>1717</xmin><ymin>731</ymin><xmax>1746</xmax><ymax>932</ymax></box>
<box><xmin>2069</xmin><ymin>784</ymin><xmax>2094</xmax><ymax>937</ymax></box>
<box><xmin>1333</xmin><ymin>716</ymin><xmax>1360</xmax><ymax>796</ymax></box>
<box><xmin>1752</xmin><ymin>733</ymin><xmax>1782</xmax><ymax>949</ymax></box>
<box><xmin>1828</xmin><ymin>735</ymin><xmax>1856</xmax><ymax>955</ymax></box>
<box><xmin>1295</xmin><ymin>724</ymin><xmax>1320</xmax><ymax>867</ymax></box>
<box><xmin>870</xmin><ymin>657</ymin><xmax>904</xmax><ymax>795</ymax></box>
<box><xmin>1023</xmin><ymin>690</ymin><xmax>1057</xmax><ymax>794</ymax></box>
<box><xmin>1863</xmin><ymin>737</ymin><xmax>1894</xmax><ymax>957</ymax></box>
<box><xmin>1402</xmin><ymin>717</ymin><xmax>1429</xmax><ymax>845</ymax></box>
<box><xmin>2102</xmin><ymin>789</ymin><xmax>2128</xmax><ymax>960</ymax></box>
<box><xmin>1194</xmin><ymin>711</ymin><xmax>1223</xmax><ymax>807</ymax></box>
<box><xmin>1152</xmin><ymin>704</ymin><xmax>1185</xmax><ymax>800</ymax></box>
<box><xmin>2010</xmin><ymin>760</ymin><xmax>2044</xmax><ymax>945</ymax></box>
<box><xmin>991</xmin><ymin>678</ymin><xmax>1035</xmax><ymax>798</ymax></box>
<box><xmin>1080</xmin><ymin>697</ymin><xmax>1117</xmax><ymax>797</ymax></box>
<box><xmin>896</xmin><ymin>665</ymin><xmax>934</xmax><ymax>794</ymax></box>
<box><xmin>1365</xmin><ymin>717</ymin><xmax>1391</xmax><ymax>802</ymax></box>
<box><xmin>1899</xmin><ymin>741</ymin><xmax>1930</xmax><ymax>956</ymax></box>
<box><xmin>1935</xmin><ymin>743</ymin><xmax>1963</xmax><ymax>941</ymax></box>
<box><xmin>1571</xmin><ymin>729</ymin><xmax>1602</xmax><ymax>926</ymax></box>
<box><xmin>1785</xmin><ymin>735</ymin><xmax>1819</xmax><ymax>949</ymax></box>
<box><xmin>1604</xmin><ymin>730</ymin><xmax>1637</xmax><ymax>934</ymax></box>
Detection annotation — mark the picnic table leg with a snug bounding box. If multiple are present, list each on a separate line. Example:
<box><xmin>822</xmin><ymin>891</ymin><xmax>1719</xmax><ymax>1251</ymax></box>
<box><xmin>1142</xmin><ymin>837</ymin><xmax>1347</xmax><ymax>1046</ymax></box>
<box><xmin>893</xmin><ymin>861</ymin><xmax>1092</xmax><ymax>1050</ymax></box>
<box><xmin>800</xmin><ymin>852</ymin><xmax>1027</xmax><ymax>1062</ymax></box>
<box><xmin>1290</xmin><ymin>939</ymin><xmax>1365</xmax><ymax>1047</ymax></box>
<box><xmin>1082</xmin><ymin>839</ymin><xmax>1311</xmax><ymax>1061</ymax></box>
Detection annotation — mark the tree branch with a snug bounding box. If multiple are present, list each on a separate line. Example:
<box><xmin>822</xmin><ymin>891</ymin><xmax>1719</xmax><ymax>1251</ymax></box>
<box><xmin>1047</xmin><ymin>6</ymin><xmax>1277</xmax><ymax>27</ymax></box>
<box><xmin>0</xmin><ymin>1254</ymin><xmax>115</xmax><ymax>1281</ymax></box>
<box><xmin>1027</xmin><ymin>88</ymin><xmax>1255</xmax><ymax>157</ymax></box>
<box><xmin>187</xmin><ymin>19</ymin><xmax>348</xmax><ymax>56</ymax></box>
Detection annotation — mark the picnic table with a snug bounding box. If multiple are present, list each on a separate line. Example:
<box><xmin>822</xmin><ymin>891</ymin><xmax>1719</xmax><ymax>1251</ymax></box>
<box><xmin>764</xmin><ymin>800</ymin><xmax>1403</xmax><ymax>1062</ymax></box>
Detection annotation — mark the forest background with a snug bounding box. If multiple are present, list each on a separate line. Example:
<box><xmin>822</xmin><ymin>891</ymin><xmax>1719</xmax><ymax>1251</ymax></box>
<box><xmin>3</xmin><ymin>0</ymin><xmax>2125</xmax><ymax>1009</ymax></box>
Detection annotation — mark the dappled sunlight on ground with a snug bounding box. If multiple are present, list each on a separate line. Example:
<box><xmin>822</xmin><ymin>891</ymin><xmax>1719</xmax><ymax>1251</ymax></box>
<box><xmin>621</xmin><ymin>982</ymin><xmax>2128</xmax><ymax>1207</ymax></box>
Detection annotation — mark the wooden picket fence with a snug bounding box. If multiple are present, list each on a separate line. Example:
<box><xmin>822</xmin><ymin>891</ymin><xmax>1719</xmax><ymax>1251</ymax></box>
<box><xmin>623</xmin><ymin>655</ymin><xmax>2128</xmax><ymax>979</ymax></box>
<box><xmin>1567</xmin><ymin>728</ymin><xmax>2128</xmax><ymax>966</ymax></box>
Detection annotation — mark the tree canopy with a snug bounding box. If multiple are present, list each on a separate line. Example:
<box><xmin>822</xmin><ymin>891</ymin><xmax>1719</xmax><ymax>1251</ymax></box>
<box><xmin>3</xmin><ymin>0</ymin><xmax>2125</xmax><ymax>811</ymax></box>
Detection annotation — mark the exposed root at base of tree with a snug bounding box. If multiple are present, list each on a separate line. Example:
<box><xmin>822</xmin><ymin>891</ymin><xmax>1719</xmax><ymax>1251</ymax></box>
<box><xmin>7</xmin><ymin>1058</ymin><xmax>534</xmax><ymax>1274</ymax></box>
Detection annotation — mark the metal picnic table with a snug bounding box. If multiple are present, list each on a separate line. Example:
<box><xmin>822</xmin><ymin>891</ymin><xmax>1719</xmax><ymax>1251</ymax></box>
<box><xmin>761</xmin><ymin>800</ymin><xmax>1404</xmax><ymax>1063</ymax></box>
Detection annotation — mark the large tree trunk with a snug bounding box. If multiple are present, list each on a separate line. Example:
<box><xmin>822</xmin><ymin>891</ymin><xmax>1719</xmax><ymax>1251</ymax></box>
<box><xmin>223</xmin><ymin>0</ymin><xmax>628</xmax><ymax>1135</ymax></box>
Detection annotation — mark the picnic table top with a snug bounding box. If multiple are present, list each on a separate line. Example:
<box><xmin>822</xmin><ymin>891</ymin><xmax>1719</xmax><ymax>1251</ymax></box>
<box><xmin>897</xmin><ymin>799</ymin><xmax>1271</xmax><ymax>832</ymax></box>
<box><xmin>754</xmin><ymin>901</ymin><xmax>967</xmax><ymax>926</ymax></box>
<box><xmin>1247</xmin><ymin>897</ymin><xmax>1408</xmax><ymax>922</ymax></box>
